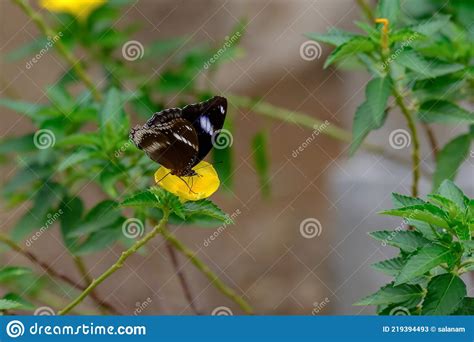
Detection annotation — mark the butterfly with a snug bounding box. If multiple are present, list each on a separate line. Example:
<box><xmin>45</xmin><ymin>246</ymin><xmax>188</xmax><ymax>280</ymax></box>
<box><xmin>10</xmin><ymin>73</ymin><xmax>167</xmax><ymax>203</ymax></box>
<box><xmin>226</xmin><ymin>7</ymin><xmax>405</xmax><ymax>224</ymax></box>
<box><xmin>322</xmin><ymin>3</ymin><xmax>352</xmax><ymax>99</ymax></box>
<box><xmin>130</xmin><ymin>96</ymin><xmax>227</xmax><ymax>177</ymax></box>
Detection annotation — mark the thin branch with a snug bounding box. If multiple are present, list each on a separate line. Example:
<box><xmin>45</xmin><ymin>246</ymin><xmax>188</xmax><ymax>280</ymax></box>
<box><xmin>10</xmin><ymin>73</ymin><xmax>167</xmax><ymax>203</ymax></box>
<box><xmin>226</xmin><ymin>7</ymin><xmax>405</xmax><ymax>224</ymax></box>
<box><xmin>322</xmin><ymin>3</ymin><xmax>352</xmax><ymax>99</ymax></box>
<box><xmin>73</xmin><ymin>256</ymin><xmax>109</xmax><ymax>315</ymax></box>
<box><xmin>160</xmin><ymin>226</ymin><xmax>253</xmax><ymax>314</ymax></box>
<box><xmin>12</xmin><ymin>0</ymin><xmax>102</xmax><ymax>102</ymax></box>
<box><xmin>165</xmin><ymin>242</ymin><xmax>201</xmax><ymax>315</ymax></box>
<box><xmin>0</xmin><ymin>234</ymin><xmax>120</xmax><ymax>314</ymax></box>
<box><xmin>356</xmin><ymin>0</ymin><xmax>375</xmax><ymax>22</ymax></box>
<box><xmin>422</xmin><ymin>123</ymin><xmax>439</xmax><ymax>158</ymax></box>
<box><xmin>393</xmin><ymin>89</ymin><xmax>421</xmax><ymax>197</ymax></box>
<box><xmin>229</xmin><ymin>94</ymin><xmax>430</xmax><ymax>178</ymax></box>
<box><xmin>58</xmin><ymin>209</ymin><xmax>170</xmax><ymax>315</ymax></box>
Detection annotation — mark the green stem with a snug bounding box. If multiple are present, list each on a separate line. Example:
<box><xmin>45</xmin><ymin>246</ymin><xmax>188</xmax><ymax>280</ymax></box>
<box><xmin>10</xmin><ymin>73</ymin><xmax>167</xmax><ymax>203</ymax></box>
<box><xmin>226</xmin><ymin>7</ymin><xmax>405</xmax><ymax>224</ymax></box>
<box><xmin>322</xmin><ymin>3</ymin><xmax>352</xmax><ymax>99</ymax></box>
<box><xmin>12</xmin><ymin>0</ymin><xmax>102</xmax><ymax>102</ymax></box>
<box><xmin>159</xmin><ymin>226</ymin><xmax>254</xmax><ymax>314</ymax></box>
<box><xmin>393</xmin><ymin>88</ymin><xmax>421</xmax><ymax>197</ymax></box>
<box><xmin>72</xmin><ymin>256</ymin><xmax>109</xmax><ymax>315</ymax></box>
<box><xmin>58</xmin><ymin>209</ymin><xmax>170</xmax><ymax>315</ymax></box>
<box><xmin>356</xmin><ymin>0</ymin><xmax>375</xmax><ymax>22</ymax></box>
<box><xmin>228</xmin><ymin>94</ymin><xmax>425</xmax><ymax>175</ymax></box>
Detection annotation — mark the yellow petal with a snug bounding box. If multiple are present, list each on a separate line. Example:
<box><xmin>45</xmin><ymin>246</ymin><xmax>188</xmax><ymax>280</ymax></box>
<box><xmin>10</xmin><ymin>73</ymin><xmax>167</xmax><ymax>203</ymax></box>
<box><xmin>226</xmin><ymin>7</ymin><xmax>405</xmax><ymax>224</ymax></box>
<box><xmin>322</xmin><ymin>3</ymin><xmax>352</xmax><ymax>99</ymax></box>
<box><xmin>40</xmin><ymin>0</ymin><xmax>106</xmax><ymax>20</ymax></box>
<box><xmin>154</xmin><ymin>161</ymin><xmax>220</xmax><ymax>202</ymax></box>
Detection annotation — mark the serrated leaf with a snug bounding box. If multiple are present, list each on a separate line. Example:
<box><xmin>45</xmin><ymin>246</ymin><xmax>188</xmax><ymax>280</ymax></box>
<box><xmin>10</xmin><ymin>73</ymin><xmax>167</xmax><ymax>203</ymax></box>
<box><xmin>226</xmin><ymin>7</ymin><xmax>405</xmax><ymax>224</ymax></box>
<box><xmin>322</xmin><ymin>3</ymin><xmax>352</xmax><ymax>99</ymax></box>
<box><xmin>150</xmin><ymin>187</ymin><xmax>185</xmax><ymax>219</ymax></box>
<box><xmin>182</xmin><ymin>199</ymin><xmax>230</xmax><ymax>225</ymax></box>
<box><xmin>418</xmin><ymin>101</ymin><xmax>474</xmax><ymax>124</ymax></box>
<box><xmin>324</xmin><ymin>37</ymin><xmax>374</xmax><ymax>68</ymax></box>
<box><xmin>305</xmin><ymin>29</ymin><xmax>357</xmax><ymax>47</ymax></box>
<box><xmin>72</xmin><ymin>220</ymin><xmax>124</xmax><ymax>256</ymax></box>
<box><xmin>396</xmin><ymin>50</ymin><xmax>465</xmax><ymax>80</ymax></box>
<box><xmin>354</xmin><ymin>283</ymin><xmax>423</xmax><ymax>306</ymax></box>
<box><xmin>437</xmin><ymin>180</ymin><xmax>468</xmax><ymax>211</ymax></box>
<box><xmin>421</xmin><ymin>273</ymin><xmax>466</xmax><ymax>315</ymax></box>
<box><xmin>252</xmin><ymin>131</ymin><xmax>270</xmax><ymax>198</ymax></box>
<box><xmin>350</xmin><ymin>77</ymin><xmax>391</xmax><ymax>154</ymax></box>
<box><xmin>371</xmin><ymin>257</ymin><xmax>406</xmax><ymax>276</ymax></box>
<box><xmin>392</xmin><ymin>193</ymin><xmax>426</xmax><ymax>208</ymax></box>
<box><xmin>395</xmin><ymin>244</ymin><xmax>452</xmax><ymax>285</ymax></box>
<box><xmin>0</xmin><ymin>299</ymin><xmax>25</xmax><ymax>311</ymax></box>
<box><xmin>410</xmin><ymin>15</ymin><xmax>451</xmax><ymax>36</ymax></box>
<box><xmin>380</xmin><ymin>204</ymin><xmax>449</xmax><ymax>229</ymax></box>
<box><xmin>121</xmin><ymin>190</ymin><xmax>159</xmax><ymax>208</ymax></box>
<box><xmin>370</xmin><ymin>230</ymin><xmax>429</xmax><ymax>253</ymax></box>
<box><xmin>2</xmin><ymin>293</ymin><xmax>34</xmax><ymax>310</ymax></box>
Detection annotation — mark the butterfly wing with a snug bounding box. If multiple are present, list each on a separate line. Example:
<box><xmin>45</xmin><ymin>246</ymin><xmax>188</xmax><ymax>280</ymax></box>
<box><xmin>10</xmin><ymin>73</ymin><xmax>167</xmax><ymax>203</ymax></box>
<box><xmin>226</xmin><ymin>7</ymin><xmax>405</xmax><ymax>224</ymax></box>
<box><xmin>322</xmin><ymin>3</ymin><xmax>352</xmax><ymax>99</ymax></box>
<box><xmin>181</xmin><ymin>96</ymin><xmax>227</xmax><ymax>164</ymax></box>
<box><xmin>130</xmin><ymin>117</ymin><xmax>199</xmax><ymax>174</ymax></box>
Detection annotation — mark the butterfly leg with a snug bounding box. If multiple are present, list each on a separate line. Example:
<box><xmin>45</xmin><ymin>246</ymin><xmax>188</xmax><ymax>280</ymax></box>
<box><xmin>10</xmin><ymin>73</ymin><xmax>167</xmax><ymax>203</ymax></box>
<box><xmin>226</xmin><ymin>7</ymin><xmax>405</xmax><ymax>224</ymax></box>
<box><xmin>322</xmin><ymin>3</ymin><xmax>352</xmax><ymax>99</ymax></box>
<box><xmin>178</xmin><ymin>177</ymin><xmax>197</xmax><ymax>194</ymax></box>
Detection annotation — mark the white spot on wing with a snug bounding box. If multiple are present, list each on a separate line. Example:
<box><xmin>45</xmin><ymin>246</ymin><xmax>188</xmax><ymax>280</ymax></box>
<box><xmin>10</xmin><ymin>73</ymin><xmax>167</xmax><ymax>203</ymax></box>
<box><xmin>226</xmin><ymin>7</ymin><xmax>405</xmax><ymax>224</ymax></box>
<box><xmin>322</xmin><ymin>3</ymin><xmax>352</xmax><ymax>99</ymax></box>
<box><xmin>220</xmin><ymin>105</ymin><xmax>225</xmax><ymax>114</ymax></box>
<box><xmin>199</xmin><ymin>116</ymin><xmax>213</xmax><ymax>134</ymax></box>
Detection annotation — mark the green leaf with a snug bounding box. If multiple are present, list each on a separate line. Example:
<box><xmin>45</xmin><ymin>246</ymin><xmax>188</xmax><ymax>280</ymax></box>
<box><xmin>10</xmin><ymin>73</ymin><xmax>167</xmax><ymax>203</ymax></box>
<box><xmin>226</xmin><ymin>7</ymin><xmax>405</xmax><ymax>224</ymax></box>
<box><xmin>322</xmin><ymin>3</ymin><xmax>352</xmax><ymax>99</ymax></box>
<box><xmin>376</xmin><ymin>0</ymin><xmax>399</xmax><ymax>25</ymax></box>
<box><xmin>380</xmin><ymin>204</ymin><xmax>449</xmax><ymax>229</ymax></box>
<box><xmin>410</xmin><ymin>15</ymin><xmax>451</xmax><ymax>36</ymax></box>
<box><xmin>67</xmin><ymin>200</ymin><xmax>121</xmax><ymax>237</ymax></box>
<box><xmin>0</xmin><ymin>134</ymin><xmax>36</xmax><ymax>154</ymax></box>
<box><xmin>72</xmin><ymin>221</ymin><xmax>124</xmax><ymax>256</ymax></box>
<box><xmin>354</xmin><ymin>283</ymin><xmax>423</xmax><ymax>306</ymax></box>
<box><xmin>57</xmin><ymin>150</ymin><xmax>93</xmax><ymax>171</ymax></box>
<box><xmin>396</xmin><ymin>50</ymin><xmax>465</xmax><ymax>79</ymax></box>
<box><xmin>305</xmin><ymin>28</ymin><xmax>357</xmax><ymax>47</ymax></box>
<box><xmin>0</xmin><ymin>267</ymin><xmax>31</xmax><ymax>282</ymax></box>
<box><xmin>392</xmin><ymin>193</ymin><xmax>426</xmax><ymax>208</ymax></box>
<box><xmin>371</xmin><ymin>257</ymin><xmax>406</xmax><ymax>276</ymax></box>
<box><xmin>421</xmin><ymin>273</ymin><xmax>466</xmax><ymax>315</ymax></box>
<box><xmin>2</xmin><ymin>293</ymin><xmax>34</xmax><ymax>310</ymax></box>
<box><xmin>437</xmin><ymin>180</ymin><xmax>468</xmax><ymax>211</ymax></box>
<box><xmin>121</xmin><ymin>190</ymin><xmax>159</xmax><ymax>208</ymax></box>
<box><xmin>370</xmin><ymin>230</ymin><xmax>429</xmax><ymax>253</ymax></box>
<box><xmin>59</xmin><ymin>197</ymin><xmax>84</xmax><ymax>253</ymax></box>
<box><xmin>453</xmin><ymin>297</ymin><xmax>474</xmax><ymax>315</ymax></box>
<box><xmin>418</xmin><ymin>101</ymin><xmax>474</xmax><ymax>124</ymax></box>
<box><xmin>150</xmin><ymin>187</ymin><xmax>185</xmax><ymax>219</ymax></box>
<box><xmin>252</xmin><ymin>131</ymin><xmax>270</xmax><ymax>198</ymax></box>
<box><xmin>0</xmin><ymin>98</ymin><xmax>42</xmax><ymax>119</ymax></box>
<box><xmin>182</xmin><ymin>199</ymin><xmax>230</xmax><ymax>225</ymax></box>
<box><xmin>350</xmin><ymin>77</ymin><xmax>391</xmax><ymax>154</ymax></box>
<box><xmin>395</xmin><ymin>244</ymin><xmax>452</xmax><ymax>285</ymax></box>
<box><xmin>46</xmin><ymin>85</ymin><xmax>74</xmax><ymax>113</ymax></box>
<box><xmin>0</xmin><ymin>299</ymin><xmax>24</xmax><ymax>311</ymax></box>
<box><xmin>5</xmin><ymin>37</ymin><xmax>49</xmax><ymax>61</ymax></box>
<box><xmin>324</xmin><ymin>37</ymin><xmax>374</xmax><ymax>68</ymax></box>
<box><xmin>56</xmin><ymin>133</ymin><xmax>101</xmax><ymax>147</ymax></box>
<box><xmin>100</xmin><ymin>88</ymin><xmax>128</xmax><ymax>141</ymax></box>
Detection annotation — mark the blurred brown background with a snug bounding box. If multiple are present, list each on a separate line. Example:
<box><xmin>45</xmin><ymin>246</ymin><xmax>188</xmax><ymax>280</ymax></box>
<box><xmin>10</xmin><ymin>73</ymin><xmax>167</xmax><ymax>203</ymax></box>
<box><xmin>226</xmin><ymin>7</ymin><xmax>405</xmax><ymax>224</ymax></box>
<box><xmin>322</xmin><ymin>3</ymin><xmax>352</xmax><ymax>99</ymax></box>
<box><xmin>0</xmin><ymin>0</ymin><xmax>472</xmax><ymax>315</ymax></box>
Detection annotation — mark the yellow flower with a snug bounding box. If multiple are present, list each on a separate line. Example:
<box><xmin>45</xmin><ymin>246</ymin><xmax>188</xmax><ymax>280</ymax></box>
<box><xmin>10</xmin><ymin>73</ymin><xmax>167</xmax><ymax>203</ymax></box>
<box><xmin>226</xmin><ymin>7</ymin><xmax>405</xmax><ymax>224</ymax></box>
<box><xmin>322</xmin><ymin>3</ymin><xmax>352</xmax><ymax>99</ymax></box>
<box><xmin>154</xmin><ymin>161</ymin><xmax>220</xmax><ymax>202</ymax></box>
<box><xmin>40</xmin><ymin>0</ymin><xmax>106</xmax><ymax>21</ymax></box>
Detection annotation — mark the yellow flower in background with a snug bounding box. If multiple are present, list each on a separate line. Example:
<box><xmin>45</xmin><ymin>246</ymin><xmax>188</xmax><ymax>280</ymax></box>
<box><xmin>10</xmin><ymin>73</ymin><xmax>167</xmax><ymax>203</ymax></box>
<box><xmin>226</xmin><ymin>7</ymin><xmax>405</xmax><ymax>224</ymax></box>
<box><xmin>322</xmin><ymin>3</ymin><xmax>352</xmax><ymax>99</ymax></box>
<box><xmin>40</xmin><ymin>0</ymin><xmax>106</xmax><ymax>21</ymax></box>
<box><xmin>154</xmin><ymin>161</ymin><xmax>220</xmax><ymax>202</ymax></box>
